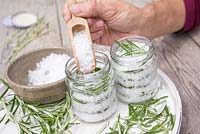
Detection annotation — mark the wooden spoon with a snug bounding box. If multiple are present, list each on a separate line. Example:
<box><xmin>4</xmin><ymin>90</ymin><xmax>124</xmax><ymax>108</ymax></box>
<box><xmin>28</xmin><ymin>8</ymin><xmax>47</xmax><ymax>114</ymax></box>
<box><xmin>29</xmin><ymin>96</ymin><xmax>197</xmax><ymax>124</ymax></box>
<box><xmin>67</xmin><ymin>0</ymin><xmax>96</xmax><ymax>74</ymax></box>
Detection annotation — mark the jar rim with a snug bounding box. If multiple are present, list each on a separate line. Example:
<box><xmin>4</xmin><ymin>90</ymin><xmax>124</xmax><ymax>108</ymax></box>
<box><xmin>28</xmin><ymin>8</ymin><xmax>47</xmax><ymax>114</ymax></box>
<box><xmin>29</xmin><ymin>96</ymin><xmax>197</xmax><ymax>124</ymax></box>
<box><xmin>65</xmin><ymin>51</ymin><xmax>110</xmax><ymax>81</ymax></box>
<box><xmin>110</xmin><ymin>36</ymin><xmax>153</xmax><ymax>62</ymax></box>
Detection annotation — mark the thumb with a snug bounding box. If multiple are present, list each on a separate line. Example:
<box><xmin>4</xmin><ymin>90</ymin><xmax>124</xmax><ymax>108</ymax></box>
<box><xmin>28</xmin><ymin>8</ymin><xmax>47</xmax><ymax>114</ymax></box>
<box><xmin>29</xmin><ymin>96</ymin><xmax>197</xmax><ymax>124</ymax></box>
<box><xmin>69</xmin><ymin>0</ymin><xmax>98</xmax><ymax>18</ymax></box>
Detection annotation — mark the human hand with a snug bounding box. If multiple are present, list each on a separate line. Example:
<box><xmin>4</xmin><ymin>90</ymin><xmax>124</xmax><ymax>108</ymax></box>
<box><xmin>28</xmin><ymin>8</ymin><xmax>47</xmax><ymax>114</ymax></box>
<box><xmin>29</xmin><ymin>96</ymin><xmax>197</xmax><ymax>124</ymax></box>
<box><xmin>63</xmin><ymin>0</ymin><xmax>143</xmax><ymax>45</ymax></box>
<box><xmin>63</xmin><ymin>0</ymin><xmax>185</xmax><ymax>45</ymax></box>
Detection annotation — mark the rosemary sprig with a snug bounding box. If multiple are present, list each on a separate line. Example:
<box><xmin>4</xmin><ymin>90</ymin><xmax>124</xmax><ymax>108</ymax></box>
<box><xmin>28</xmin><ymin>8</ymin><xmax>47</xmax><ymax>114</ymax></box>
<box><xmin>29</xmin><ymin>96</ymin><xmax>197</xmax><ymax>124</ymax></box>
<box><xmin>0</xmin><ymin>17</ymin><xmax>75</xmax><ymax>133</ymax></box>
<box><xmin>115</xmin><ymin>39</ymin><xmax>146</xmax><ymax>56</ymax></box>
<box><xmin>72</xmin><ymin>70</ymin><xmax>111</xmax><ymax>96</ymax></box>
<box><xmin>6</xmin><ymin>17</ymin><xmax>50</xmax><ymax>63</ymax></box>
<box><xmin>0</xmin><ymin>78</ymin><xmax>10</xmax><ymax>99</ymax></box>
<box><xmin>0</xmin><ymin>78</ymin><xmax>77</xmax><ymax>134</ymax></box>
<box><xmin>107</xmin><ymin>96</ymin><xmax>175</xmax><ymax>134</ymax></box>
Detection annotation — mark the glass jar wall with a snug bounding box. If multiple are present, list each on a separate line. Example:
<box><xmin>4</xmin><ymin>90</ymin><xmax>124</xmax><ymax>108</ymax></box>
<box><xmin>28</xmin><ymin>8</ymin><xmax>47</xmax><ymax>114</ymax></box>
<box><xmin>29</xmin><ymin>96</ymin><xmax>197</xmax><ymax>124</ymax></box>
<box><xmin>111</xmin><ymin>36</ymin><xmax>158</xmax><ymax>103</ymax></box>
<box><xmin>65</xmin><ymin>51</ymin><xmax>117</xmax><ymax>122</ymax></box>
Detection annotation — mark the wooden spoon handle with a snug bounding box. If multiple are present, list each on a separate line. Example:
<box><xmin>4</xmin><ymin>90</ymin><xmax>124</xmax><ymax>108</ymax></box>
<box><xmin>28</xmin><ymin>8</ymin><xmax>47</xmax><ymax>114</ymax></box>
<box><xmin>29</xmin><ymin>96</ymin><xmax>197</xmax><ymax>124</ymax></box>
<box><xmin>66</xmin><ymin>0</ymin><xmax>96</xmax><ymax>74</ymax></box>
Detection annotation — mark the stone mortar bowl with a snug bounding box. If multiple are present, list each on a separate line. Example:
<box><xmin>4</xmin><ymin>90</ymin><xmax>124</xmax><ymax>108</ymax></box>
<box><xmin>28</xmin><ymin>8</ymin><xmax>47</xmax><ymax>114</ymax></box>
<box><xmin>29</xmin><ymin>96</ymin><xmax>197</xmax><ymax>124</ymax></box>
<box><xmin>6</xmin><ymin>48</ymin><xmax>72</xmax><ymax>104</ymax></box>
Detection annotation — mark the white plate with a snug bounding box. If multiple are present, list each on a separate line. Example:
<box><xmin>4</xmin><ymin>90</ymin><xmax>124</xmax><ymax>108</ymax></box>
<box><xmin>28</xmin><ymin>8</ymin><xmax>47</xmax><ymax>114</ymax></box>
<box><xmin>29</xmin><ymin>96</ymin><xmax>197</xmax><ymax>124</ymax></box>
<box><xmin>69</xmin><ymin>69</ymin><xmax>182</xmax><ymax>134</ymax></box>
<box><xmin>0</xmin><ymin>69</ymin><xmax>182</xmax><ymax>134</ymax></box>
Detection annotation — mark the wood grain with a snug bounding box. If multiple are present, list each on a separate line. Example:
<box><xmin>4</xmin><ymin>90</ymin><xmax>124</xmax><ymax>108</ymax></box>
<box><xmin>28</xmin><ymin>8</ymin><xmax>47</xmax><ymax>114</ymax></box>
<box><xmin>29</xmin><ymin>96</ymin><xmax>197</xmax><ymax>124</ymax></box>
<box><xmin>0</xmin><ymin>0</ymin><xmax>62</xmax><ymax>76</ymax></box>
<box><xmin>55</xmin><ymin>0</ymin><xmax>71</xmax><ymax>49</ymax></box>
<box><xmin>154</xmin><ymin>34</ymin><xmax>200</xmax><ymax>134</ymax></box>
<box><xmin>0</xmin><ymin>0</ymin><xmax>200</xmax><ymax>134</ymax></box>
<box><xmin>56</xmin><ymin>0</ymin><xmax>200</xmax><ymax>133</ymax></box>
<box><xmin>188</xmin><ymin>26</ymin><xmax>200</xmax><ymax>46</ymax></box>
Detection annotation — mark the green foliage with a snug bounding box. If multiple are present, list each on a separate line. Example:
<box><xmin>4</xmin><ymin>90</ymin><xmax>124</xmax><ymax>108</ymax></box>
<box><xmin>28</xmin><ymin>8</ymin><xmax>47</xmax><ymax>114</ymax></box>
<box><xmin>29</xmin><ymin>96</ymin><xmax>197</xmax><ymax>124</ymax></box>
<box><xmin>0</xmin><ymin>78</ymin><xmax>77</xmax><ymax>134</ymax></box>
<box><xmin>107</xmin><ymin>96</ymin><xmax>175</xmax><ymax>134</ymax></box>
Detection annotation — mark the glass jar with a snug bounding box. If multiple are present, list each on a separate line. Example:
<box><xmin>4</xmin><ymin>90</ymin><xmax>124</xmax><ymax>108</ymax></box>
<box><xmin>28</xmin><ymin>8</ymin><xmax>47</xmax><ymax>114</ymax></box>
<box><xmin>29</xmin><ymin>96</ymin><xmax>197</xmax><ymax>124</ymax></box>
<box><xmin>65</xmin><ymin>51</ymin><xmax>117</xmax><ymax>122</ymax></box>
<box><xmin>111</xmin><ymin>36</ymin><xmax>158</xmax><ymax>103</ymax></box>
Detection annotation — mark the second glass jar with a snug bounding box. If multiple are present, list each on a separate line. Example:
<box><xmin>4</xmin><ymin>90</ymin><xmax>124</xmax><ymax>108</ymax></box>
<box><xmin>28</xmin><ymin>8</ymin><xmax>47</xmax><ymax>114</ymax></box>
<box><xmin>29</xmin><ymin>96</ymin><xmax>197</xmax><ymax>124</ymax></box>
<box><xmin>111</xmin><ymin>36</ymin><xmax>158</xmax><ymax>103</ymax></box>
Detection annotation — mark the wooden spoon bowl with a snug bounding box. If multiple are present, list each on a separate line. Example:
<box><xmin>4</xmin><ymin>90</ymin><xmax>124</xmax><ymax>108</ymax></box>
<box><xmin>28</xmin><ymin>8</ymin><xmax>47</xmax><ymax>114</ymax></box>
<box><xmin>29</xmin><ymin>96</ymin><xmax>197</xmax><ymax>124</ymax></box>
<box><xmin>67</xmin><ymin>0</ymin><xmax>96</xmax><ymax>74</ymax></box>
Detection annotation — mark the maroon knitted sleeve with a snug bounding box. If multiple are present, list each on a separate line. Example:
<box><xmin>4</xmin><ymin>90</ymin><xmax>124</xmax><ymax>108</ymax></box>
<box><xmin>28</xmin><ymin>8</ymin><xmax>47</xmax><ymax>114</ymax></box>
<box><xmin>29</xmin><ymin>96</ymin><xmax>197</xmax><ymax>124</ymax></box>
<box><xmin>183</xmin><ymin>0</ymin><xmax>200</xmax><ymax>31</ymax></box>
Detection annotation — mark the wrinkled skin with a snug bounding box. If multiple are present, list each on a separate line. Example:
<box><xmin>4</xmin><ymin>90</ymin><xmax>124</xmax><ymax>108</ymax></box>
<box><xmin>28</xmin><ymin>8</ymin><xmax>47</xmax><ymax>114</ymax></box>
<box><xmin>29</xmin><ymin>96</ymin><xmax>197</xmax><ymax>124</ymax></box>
<box><xmin>63</xmin><ymin>0</ymin><xmax>185</xmax><ymax>45</ymax></box>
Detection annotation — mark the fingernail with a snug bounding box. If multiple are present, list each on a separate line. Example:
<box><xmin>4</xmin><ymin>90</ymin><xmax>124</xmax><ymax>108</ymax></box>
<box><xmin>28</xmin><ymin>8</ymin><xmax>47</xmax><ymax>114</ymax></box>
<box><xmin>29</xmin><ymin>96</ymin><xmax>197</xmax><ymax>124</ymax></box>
<box><xmin>70</xmin><ymin>5</ymin><xmax>81</xmax><ymax>14</ymax></box>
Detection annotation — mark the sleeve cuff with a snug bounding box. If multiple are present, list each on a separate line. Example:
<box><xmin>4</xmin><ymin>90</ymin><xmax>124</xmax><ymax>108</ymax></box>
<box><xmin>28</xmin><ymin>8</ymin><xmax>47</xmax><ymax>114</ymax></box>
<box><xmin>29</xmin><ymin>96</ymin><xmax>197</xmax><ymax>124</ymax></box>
<box><xmin>183</xmin><ymin>0</ymin><xmax>196</xmax><ymax>31</ymax></box>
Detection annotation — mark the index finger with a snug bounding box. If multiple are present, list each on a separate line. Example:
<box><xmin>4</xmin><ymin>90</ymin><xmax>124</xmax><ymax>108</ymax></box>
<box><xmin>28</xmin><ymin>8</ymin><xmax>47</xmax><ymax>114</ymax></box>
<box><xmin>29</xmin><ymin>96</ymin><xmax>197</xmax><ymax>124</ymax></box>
<box><xmin>63</xmin><ymin>1</ymin><xmax>72</xmax><ymax>22</ymax></box>
<box><xmin>76</xmin><ymin>0</ymin><xmax>87</xmax><ymax>3</ymax></box>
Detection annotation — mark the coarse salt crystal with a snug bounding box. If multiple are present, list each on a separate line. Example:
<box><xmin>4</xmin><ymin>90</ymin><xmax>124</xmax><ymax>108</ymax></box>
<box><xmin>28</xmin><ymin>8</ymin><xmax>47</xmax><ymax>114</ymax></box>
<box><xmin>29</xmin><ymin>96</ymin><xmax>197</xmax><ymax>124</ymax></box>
<box><xmin>28</xmin><ymin>53</ymin><xmax>70</xmax><ymax>86</ymax></box>
<box><xmin>73</xmin><ymin>30</ymin><xmax>95</xmax><ymax>74</ymax></box>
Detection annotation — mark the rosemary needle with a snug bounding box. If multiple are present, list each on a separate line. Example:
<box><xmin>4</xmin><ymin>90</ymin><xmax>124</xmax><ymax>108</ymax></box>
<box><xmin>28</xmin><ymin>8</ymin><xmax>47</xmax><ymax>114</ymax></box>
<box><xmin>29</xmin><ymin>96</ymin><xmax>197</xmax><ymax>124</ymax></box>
<box><xmin>115</xmin><ymin>39</ymin><xmax>146</xmax><ymax>56</ymax></box>
<box><xmin>7</xmin><ymin>17</ymin><xmax>50</xmax><ymax>63</ymax></box>
<box><xmin>107</xmin><ymin>96</ymin><xmax>175</xmax><ymax>134</ymax></box>
<box><xmin>0</xmin><ymin>79</ymin><xmax>77</xmax><ymax>134</ymax></box>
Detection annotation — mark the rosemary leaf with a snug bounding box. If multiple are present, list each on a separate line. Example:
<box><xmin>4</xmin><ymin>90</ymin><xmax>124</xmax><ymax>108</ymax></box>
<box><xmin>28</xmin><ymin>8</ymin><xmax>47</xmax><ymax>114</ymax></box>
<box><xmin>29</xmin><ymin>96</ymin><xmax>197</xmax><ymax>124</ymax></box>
<box><xmin>0</xmin><ymin>87</ymin><xmax>9</xmax><ymax>100</ymax></box>
<box><xmin>10</xmin><ymin>96</ymin><xmax>16</xmax><ymax>113</ymax></box>
<box><xmin>107</xmin><ymin>96</ymin><xmax>175</xmax><ymax>134</ymax></box>
<box><xmin>8</xmin><ymin>17</ymin><xmax>50</xmax><ymax>63</ymax></box>
<box><xmin>0</xmin><ymin>78</ymin><xmax>10</xmax><ymax>88</ymax></box>
<box><xmin>125</xmin><ymin>39</ymin><xmax>140</xmax><ymax>49</ymax></box>
<box><xmin>0</xmin><ymin>114</ymin><xmax>6</xmax><ymax>124</ymax></box>
<box><xmin>115</xmin><ymin>39</ymin><xmax>146</xmax><ymax>56</ymax></box>
<box><xmin>115</xmin><ymin>40</ymin><xmax>131</xmax><ymax>55</ymax></box>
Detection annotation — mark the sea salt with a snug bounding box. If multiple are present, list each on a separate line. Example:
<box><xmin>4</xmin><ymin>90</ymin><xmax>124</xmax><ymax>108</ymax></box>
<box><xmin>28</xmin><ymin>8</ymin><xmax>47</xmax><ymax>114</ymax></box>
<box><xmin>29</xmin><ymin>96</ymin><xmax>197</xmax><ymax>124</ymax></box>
<box><xmin>12</xmin><ymin>13</ymin><xmax>37</xmax><ymax>27</ymax></box>
<box><xmin>28</xmin><ymin>53</ymin><xmax>70</xmax><ymax>86</ymax></box>
<box><xmin>73</xmin><ymin>30</ymin><xmax>95</xmax><ymax>74</ymax></box>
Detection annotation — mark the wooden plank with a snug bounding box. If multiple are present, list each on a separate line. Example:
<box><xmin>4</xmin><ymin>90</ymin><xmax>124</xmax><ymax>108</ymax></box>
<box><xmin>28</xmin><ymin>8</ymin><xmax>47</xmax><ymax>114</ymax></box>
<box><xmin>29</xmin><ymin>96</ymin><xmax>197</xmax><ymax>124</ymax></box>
<box><xmin>188</xmin><ymin>26</ymin><xmax>200</xmax><ymax>46</ymax></box>
<box><xmin>55</xmin><ymin>0</ymin><xmax>71</xmax><ymax>49</ymax></box>
<box><xmin>56</xmin><ymin>0</ymin><xmax>200</xmax><ymax>133</ymax></box>
<box><xmin>0</xmin><ymin>0</ymin><xmax>62</xmax><ymax>76</ymax></box>
<box><xmin>154</xmin><ymin>33</ymin><xmax>200</xmax><ymax>133</ymax></box>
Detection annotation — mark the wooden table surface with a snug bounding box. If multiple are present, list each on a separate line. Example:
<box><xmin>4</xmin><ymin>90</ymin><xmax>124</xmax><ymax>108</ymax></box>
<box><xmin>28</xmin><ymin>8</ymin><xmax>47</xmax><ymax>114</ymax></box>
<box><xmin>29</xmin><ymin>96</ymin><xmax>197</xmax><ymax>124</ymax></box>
<box><xmin>0</xmin><ymin>0</ymin><xmax>199</xmax><ymax>134</ymax></box>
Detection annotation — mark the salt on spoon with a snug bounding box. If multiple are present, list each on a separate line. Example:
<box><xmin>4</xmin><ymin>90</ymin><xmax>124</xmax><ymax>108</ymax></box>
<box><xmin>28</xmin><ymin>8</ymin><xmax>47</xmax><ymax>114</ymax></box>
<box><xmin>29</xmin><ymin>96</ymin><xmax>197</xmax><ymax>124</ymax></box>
<box><xmin>67</xmin><ymin>0</ymin><xmax>96</xmax><ymax>74</ymax></box>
